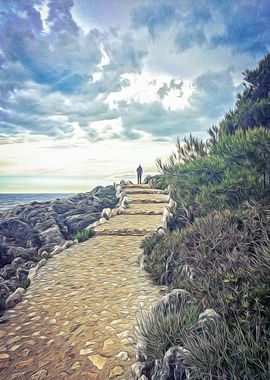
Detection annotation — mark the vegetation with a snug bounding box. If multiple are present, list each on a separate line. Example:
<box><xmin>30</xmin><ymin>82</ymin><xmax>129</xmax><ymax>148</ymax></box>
<box><xmin>74</xmin><ymin>228</ymin><xmax>95</xmax><ymax>242</ymax></box>
<box><xmin>20</xmin><ymin>277</ymin><xmax>30</xmax><ymax>290</ymax></box>
<box><xmin>138</xmin><ymin>54</ymin><xmax>270</xmax><ymax>378</ymax></box>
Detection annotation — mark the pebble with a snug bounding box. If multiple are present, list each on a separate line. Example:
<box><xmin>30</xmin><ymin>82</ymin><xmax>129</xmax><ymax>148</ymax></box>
<box><xmin>109</xmin><ymin>366</ymin><xmax>124</xmax><ymax>378</ymax></box>
<box><xmin>80</xmin><ymin>348</ymin><xmax>93</xmax><ymax>355</ymax></box>
<box><xmin>116</xmin><ymin>351</ymin><xmax>129</xmax><ymax>361</ymax></box>
<box><xmin>88</xmin><ymin>354</ymin><xmax>107</xmax><ymax>370</ymax></box>
<box><xmin>102</xmin><ymin>338</ymin><xmax>115</xmax><ymax>351</ymax></box>
<box><xmin>0</xmin><ymin>353</ymin><xmax>9</xmax><ymax>359</ymax></box>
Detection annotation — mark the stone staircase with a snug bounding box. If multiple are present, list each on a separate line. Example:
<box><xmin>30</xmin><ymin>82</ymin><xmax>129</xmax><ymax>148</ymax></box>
<box><xmin>0</xmin><ymin>185</ymin><xmax>167</xmax><ymax>380</ymax></box>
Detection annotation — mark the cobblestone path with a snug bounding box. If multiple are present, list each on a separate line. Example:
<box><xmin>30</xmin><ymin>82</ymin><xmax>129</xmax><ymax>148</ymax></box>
<box><xmin>0</xmin><ymin>185</ymin><xmax>167</xmax><ymax>380</ymax></box>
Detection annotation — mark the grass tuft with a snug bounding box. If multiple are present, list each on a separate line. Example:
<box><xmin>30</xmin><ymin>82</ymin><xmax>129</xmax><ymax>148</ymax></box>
<box><xmin>74</xmin><ymin>228</ymin><xmax>95</xmax><ymax>242</ymax></box>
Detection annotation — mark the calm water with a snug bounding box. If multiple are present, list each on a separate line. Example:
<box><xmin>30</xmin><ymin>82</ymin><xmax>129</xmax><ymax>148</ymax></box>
<box><xmin>0</xmin><ymin>193</ymin><xmax>73</xmax><ymax>211</ymax></box>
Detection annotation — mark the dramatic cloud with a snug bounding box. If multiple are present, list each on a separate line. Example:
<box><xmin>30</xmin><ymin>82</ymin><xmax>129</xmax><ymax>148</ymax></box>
<box><xmin>0</xmin><ymin>0</ymin><xmax>268</xmax><ymax>191</ymax></box>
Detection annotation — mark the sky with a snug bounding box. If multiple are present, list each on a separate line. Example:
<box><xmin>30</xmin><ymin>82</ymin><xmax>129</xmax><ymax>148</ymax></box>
<box><xmin>0</xmin><ymin>0</ymin><xmax>269</xmax><ymax>193</ymax></box>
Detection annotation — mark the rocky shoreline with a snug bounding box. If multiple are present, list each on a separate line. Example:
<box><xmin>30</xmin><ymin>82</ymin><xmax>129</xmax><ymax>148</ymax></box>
<box><xmin>0</xmin><ymin>184</ymin><xmax>118</xmax><ymax>311</ymax></box>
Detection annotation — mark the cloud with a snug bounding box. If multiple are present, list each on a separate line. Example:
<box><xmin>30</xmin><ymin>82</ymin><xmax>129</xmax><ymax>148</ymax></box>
<box><xmin>119</xmin><ymin>69</ymin><xmax>236</xmax><ymax>139</ymax></box>
<box><xmin>132</xmin><ymin>0</ymin><xmax>270</xmax><ymax>55</ymax></box>
<box><xmin>0</xmin><ymin>0</ymin><xmax>268</xmax><ymax>192</ymax></box>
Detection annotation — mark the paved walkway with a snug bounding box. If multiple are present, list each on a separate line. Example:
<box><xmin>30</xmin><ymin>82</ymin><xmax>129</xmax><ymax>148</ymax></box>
<box><xmin>0</xmin><ymin>185</ymin><xmax>168</xmax><ymax>379</ymax></box>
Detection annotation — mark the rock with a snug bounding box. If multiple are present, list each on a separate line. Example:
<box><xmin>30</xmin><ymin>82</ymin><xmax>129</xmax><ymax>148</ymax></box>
<box><xmin>88</xmin><ymin>354</ymin><xmax>107</xmax><ymax>370</ymax></box>
<box><xmin>63</xmin><ymin>240</ymin><xmax>74</xmax><ymax>250</ymax></box>
<box><xmin>168</xmin><ymin>198</ymin><xmax>177</xmax><ymax>213</ymax></box>
<box><xmin>162</xmin><ymin>207</ymin><xmax>173</xmax><ymax>230</ymax></box>
<box><xmin>199</xmin><ymin>308</ymin><xmax>220</xmax><ymax>322</ymax></box>
<box><xmin>86</xmin><ymin>221</ymin><xmax>99</xmax><ymax>230</ymax></box>
<box><xmin>51</xmin><ymin>245</ymin><xmax>63</xmax><ymax>256</ymax></box>
<box><xmin>35</xmin><ymin>259</ymin><xmax>47</xmax><ymax>270</ymax></box>
<box><xmin>109</xmin><ymin>366</ymin><xmax>124</xmax><ymax>378</ymax></box>
<box><xmin>30</xmin><ymin>369</ymin><xmax>48</xmax><ymax>380</ymax></box>
<box><xmin>16</xmin><ymin>266</ymin><xmax>29</xmax><ymax>281</ymax></box>
<box><xmin>111</xmin><ymin>209</ymin><xmax>118</xmax><ymax>217</ymax></box>
<box><xmin>27</xmin><ymin>268</ymin><xmax>37</xmax><ymax>282</ymax></box>
<box><xmin>0</xmin><ymin>184</ymin><xmax>118</xmax><ymax>308</ymax></box>
<box><xmin>0</xmin><ymin>353</ymin><xmax>9</xmax><ymax>359</ymax></box>
<box><xmin>0</xmin><ymin>264</ymin><xmax>15</xmax><ymax>280</ymax></box>
<box><xmin>80</xmin><ymin>348</ymin><xmax>93</xmax><ymax>355</ymax></box>
<box><xmin>99</xmin><ymin>217</ymin><xmax>107</xmax><ymax>225</ymax></box>
<box><xmin>116</xmin><ymin>351</ymin><xmax>129</xmax><ymax>360</ymax></box>
<box><xmin>156</xmin><ymin>227</ymin><xmax>166</xmax><ymax>236</ymax></box>
<box><xmin>131</xmin><ymin>362</ymin><xmax>146</xmax><ymax>379</ymax></box>
<box><xmin>101</xmin><ymin>208</ymin><xmax>112</xmax><ymax>220</ymax></box>
<box><xmin>5</xmin><ymin>287</ymin><xmax>25</xmax><ymax>309</ymax></box>
<box><xmin>121</xmin><ymin>196</ymin><xmax>129</xmax><ymax>209</ymax></box>
<box><xmin>11</xmin><ymin>257</ymin><xmax>25</xmax><ymax>269</ymax></box>
<box><xmin>102</xmin><ymin>338</ymin><xmax>115</xmax><ymax>351</ymax></box>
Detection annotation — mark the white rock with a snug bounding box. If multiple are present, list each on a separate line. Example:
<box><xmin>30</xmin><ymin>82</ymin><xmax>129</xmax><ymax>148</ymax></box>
<box><xmin>35</xmin><ymin>258</ymin><xmax>47</xmax><ymax>270</ymax></box>
<box><xmin>27</xmin><ymin>267</ymin><xmax>37</xmax><ymax>282</ymax></box>
<box><xmin>111</xmin><ymin>209</ymin><xmax>118</xmax><ymax>217</ymax></box>
<box><xmin>63</xmin><ymin>240</ymin><xmax>74</xmax><ymax>249</ymax></box>
<box><xmin>115</xmin><ymin>185</ymin><xmax>122</xmax><ymax>198</ymax></box>
<box><xmin>101</xmin><ymin>208</ymin><xmax>112</xmax><ymax>220</ymax></box>
<box><xmin>5</xmin><ymin>287</ymin><xmax>25</xmax><ymax>309</ymax></box>
<box><xmin>51</xmin><ymin>245</ymin><xmax>63</xmax><ymax>255</ymax></box>
<box><xmin>86</xmin><ymin>221</ymin><xmax>99</xmax><ymax>230</ymax></box>
<box><xmin>199</xmin><ymin>309</ymin><xmax>220</xmax><ymax>321</ymax></box>
<box><xmin>99</xmin><ymin>217</ymin><xmax>107</xmax><ymax>225</ymax></box>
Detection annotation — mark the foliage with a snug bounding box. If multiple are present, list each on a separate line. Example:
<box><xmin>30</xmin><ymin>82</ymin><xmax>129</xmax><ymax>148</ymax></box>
<box><xmin>135</xmin><ymin>292</ymin><xmax>199</xmax><ymax>360</ymax></box>
<box><xmin>20</xmin><ymin>278</ymin><xmax>30</xmax><ymax>290</ymax></box>
<box><xmin>219</xmin><ymin>53</ymin><xmax>270</xmax><ymax>134</ymax></box>
<box><xmin>74</xmin><ymin>228</ymin><xmax>95</xmax><ymax>242</ymax></box>
<box><xmin>137</xmin><ymin>54</ymin><xmax>270</xmax><ymax>379</ymax></box>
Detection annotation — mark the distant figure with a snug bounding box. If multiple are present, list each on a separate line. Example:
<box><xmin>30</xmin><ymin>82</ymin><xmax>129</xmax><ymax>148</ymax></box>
<box><xmin>136</xmin><ymin>164</ymin><xmax>143</xmax><ymax>184</ymax></box>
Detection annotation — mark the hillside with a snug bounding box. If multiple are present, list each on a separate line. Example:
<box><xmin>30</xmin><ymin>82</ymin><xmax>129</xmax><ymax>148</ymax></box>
<box><xmin>134</xmin><ymin>54</ymin><xmax>270</xmax><ymax>379</ymax></box>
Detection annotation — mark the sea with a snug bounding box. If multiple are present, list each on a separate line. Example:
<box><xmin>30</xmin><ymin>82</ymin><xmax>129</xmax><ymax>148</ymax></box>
<box><xmin>0</xmin><ymin>193</ymin><xmax>73</xmax><ymax>211</ymax></box>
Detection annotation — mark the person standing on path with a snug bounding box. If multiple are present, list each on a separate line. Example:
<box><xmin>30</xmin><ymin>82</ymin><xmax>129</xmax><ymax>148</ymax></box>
<box><xmin>137</xmin><ymin>164</ymin><xmax>143</xmax><ymax>184</ymax></box>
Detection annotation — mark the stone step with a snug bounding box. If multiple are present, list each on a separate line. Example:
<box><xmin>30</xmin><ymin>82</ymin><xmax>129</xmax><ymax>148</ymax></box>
<box><xmin>120</xmin><ymin>210</ymin><xmax>163</xmax><ymax>215</ymax></box>
<box><xmin>95</xmin><ymin>228</ymin><xmax>156</xmax><ymax>236</ymax></box>
<box><xmin>129</xmin><ymin>199</ymin><xmax>168</xmax><ymax>204</ymax></box>
<box><xmin>124</xmin><ymin>190</ymin><xmax>166</xmax><ymax>195</ymax></box>
<box><xmin>122</xmin><ymin>184</ymin><xmax>149</xmax><ymax>189</ymax></box>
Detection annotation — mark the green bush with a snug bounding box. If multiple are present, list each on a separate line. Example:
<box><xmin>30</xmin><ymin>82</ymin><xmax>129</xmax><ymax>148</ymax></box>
<box><xmin>135</xmin><ymin>292</ymin><xmax>199</xmax><ymax>359</ymax></box>
<box><xmin>74</xmin><ymin>228</ymin><xmax>95</xmax><ymax>242</ymax></box>
<box><xmin>20</xmin><ymin>278</ymin><xmax>30</xmax><ymax>289</ymax></box>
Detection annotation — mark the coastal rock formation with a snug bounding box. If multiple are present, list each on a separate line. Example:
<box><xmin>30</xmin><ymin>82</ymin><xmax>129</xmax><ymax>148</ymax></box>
<box><xmin>0</xmin><ymin>185</ymin><xmax>117</xmax><ymax>308</ymax></box>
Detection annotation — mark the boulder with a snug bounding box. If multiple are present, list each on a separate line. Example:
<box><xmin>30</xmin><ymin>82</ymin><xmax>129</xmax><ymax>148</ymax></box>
<box><xmin>0</xmin><ymin>184</ymin><xmax>118</xmax><ymax>310</ymax></box>
<box><xmin>16</xmin><ymin>266</ymin><xmax>29</xmax><ymax>281</ymax></box>
<box><xmin>35</xmin><ymin>259</ymin><xmax>47</xmax><ymax>270</ymax></box>
<box><xmin>5</xmin><ymin>287</ymin><xmax>25</xmax><ymax>309</ymax></box>
<box><xmin>0</xmin><ymin>264</ymin><xmax>15</xmax><ymax>280</ymax></box>
<box><xmin>101</xmin><ymin>208</ymin><xmax>112</xmax><ymax>220</ymax></box>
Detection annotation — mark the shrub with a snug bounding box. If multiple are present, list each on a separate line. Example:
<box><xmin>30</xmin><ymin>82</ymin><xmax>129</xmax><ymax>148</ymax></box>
<box><xmin>74</xmin><ymin>228</ymin><xmax>95</xmax><ymax>242</ymax></box>
<box><xmin>20</xmin><ymin>278</ymin><xmax>30</xmax><ymax>289</ymax></box>
<box><xmin>135</xmin><ymin>290</ymin><xmax>199</xmax><ymax>360</ymax></box>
